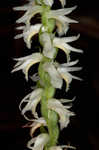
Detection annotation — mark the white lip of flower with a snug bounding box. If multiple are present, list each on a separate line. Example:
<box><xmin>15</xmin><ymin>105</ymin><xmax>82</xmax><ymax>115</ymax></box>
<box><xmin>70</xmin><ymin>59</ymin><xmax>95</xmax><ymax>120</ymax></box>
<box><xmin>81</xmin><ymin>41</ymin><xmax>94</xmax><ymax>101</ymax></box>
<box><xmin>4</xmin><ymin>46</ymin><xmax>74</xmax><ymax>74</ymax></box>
<box><xmin>23</xmin><ymin>117</ymin><xmax>47</xmax><ymax>137</ymax></box>
<box><xmin>19</xmin><ymin>88</ymin><xmax>43</xmax><ymax>120</ymax></box>
<box><xmin>40</xmin><ymin>32</ymin><xmax>56</xmax><ymax>59</ymax></box>
<box><xmin>14</xmin><ymin>5</ymin><xmax>43</xmax><ymax>25</ymax></box>
<box><xmin>48</xmin><ymin>98</ymin><xmax>75</xmax><ymax>130</ymax></box>
<box><xmin>47</xmin><ymin>6</ymin><xmax>77</xmax><ymax>35</ymax></box>
<box><xmin>14</xmin><ymin>24</ymin><xmax>42</xmax><ymax>49</ymax></box>
<box><xmin>43</xmin><ymin>60</ymin><xmax>82</xmax><ymax>91</ymax></box>
<box><xmin>53</xmin><ymin>34</ymin><xmax>83</xmax><ymax>61</ymax></box>
<box><xmin>27</xmin><ymin>133</ymin><xmax>49</xmax><ymax>150</ymax></box>
<box><xmin>12</xmin><ymin>53</ymin><xmax>43</xmax><ymax>80</ymax></box>
<box><xmin>49</xmin><ymin>145</ymin><xmax>76</xmax><ymax>150</ymax></box>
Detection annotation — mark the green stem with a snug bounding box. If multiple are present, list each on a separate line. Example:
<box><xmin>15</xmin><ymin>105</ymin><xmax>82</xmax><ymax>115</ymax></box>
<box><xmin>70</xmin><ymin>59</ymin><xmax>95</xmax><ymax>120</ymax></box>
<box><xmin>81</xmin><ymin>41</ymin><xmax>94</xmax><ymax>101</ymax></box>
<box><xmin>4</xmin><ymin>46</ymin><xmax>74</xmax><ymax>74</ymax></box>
<box><xmin>38</xmin><ymin>60</ymin><xmax>59</xmax><ymax>149</ymax></box>
<box><xmin>38</xmin><ymin>3</ymin><xmax>60</xmax><ymax>150</ymax></box>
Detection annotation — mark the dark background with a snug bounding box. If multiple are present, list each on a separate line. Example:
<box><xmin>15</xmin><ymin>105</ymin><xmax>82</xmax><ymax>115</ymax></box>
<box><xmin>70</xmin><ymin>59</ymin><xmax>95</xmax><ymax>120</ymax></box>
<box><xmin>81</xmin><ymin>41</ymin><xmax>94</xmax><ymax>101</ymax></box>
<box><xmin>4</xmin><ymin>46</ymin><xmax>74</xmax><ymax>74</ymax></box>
<box><xmin>0</xmin><ymin>0</ymin><xmax>99</xmax><ymax>150</ymax></box>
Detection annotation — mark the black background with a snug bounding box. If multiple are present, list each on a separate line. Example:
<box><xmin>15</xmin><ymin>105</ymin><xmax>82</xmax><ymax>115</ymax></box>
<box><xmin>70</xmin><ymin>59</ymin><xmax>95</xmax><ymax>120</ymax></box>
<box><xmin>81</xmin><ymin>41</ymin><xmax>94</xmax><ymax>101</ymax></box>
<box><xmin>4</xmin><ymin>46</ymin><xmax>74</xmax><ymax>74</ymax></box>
<box><xmin>0</xmin><ymin>0</ymin><xmax>99</xmax><ymax>150</ymax></box>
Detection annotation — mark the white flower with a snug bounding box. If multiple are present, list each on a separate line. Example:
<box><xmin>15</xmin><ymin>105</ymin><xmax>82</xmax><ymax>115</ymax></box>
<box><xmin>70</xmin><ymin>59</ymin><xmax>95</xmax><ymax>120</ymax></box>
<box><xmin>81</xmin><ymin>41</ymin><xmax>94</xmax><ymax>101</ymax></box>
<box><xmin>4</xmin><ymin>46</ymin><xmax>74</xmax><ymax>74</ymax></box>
<box><xmin>48</xmin><ymin>98</ymin><xmax>75</xmax><ymax>129</ymax></box>
<box><xmin>19</xmin><ymin>88</ymin><xmax>43</xmax><ymax>120</ymax></box>
<box><xmin>53</xmin><ymin>34</ymin><xmax>83</xmax><ymax>61</ymax></box>
<box><xmin>14</xmin><ymin>24</ymin><xmax>42</xmax><ymax>49</ymax></box>
<box><xmin>49</xmin><ymin>145</ymin><xmax>76</xmax><ymax>150</ymax></box>
<box><xmin>30</xmin><ymin>118</ymin><xmax>47</xmax><ymax>137</ymax></box>
<box><xmin>12</xmin><ymin>53</ymin><xmax>43</xmax><ymax>80</ymax></box>
<box><xmin>27</xmin><ymin>133</ymin><xmax>49</xmax><ymax>150</ymax></box>
<box><xmin>57</xmin><ymin>60</ymin><xmax>82</xmax><ymax>91</ymax></box>
<box><xmin>39</xmin><ymin>32</ymin><xmax>56</xmax><ymax>58</ymax></box>
<box><xmin>43</xmin><ymin>60</ymin><xmax>82</xmax><ymax>91</ymax></box>
<box><xmin>23</xmin><ymin>117</ymin><xmax>47</xmax><ymax>137</ymax></box>
<box><xmin>47</xmin><ymin>6</ymin><xmax>77</xmax><ymax>36</ymax></box>
<box><xmin>14</xmin><ymin>4</ymin><xmax>43</xmax><ymax>26</ymax></box>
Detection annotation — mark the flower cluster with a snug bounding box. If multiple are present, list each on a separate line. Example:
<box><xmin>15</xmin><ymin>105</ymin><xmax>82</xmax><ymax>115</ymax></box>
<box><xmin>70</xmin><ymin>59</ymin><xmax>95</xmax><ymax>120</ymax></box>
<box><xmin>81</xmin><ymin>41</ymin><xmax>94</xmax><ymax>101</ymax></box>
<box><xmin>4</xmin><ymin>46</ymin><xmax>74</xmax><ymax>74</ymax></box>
<box><xmin>12</xmin><ymin>0</ymin><xmax>83</xmax><ymax>150</ymax></box>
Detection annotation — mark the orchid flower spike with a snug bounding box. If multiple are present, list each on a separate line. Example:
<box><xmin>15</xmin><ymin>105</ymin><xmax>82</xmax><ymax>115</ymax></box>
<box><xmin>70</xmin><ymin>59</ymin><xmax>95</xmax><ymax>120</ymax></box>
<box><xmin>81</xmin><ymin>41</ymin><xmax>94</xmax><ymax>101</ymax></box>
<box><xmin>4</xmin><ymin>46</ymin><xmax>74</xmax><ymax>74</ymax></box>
<box><xmin>12</xmin><ymin>53</ymin><xmax>43</xmax><ymax>80</ymax></box>
<box><xmin>13</xmin><ymin>0</ymin><xmax>83</xmax><ymax>149</ymax></box>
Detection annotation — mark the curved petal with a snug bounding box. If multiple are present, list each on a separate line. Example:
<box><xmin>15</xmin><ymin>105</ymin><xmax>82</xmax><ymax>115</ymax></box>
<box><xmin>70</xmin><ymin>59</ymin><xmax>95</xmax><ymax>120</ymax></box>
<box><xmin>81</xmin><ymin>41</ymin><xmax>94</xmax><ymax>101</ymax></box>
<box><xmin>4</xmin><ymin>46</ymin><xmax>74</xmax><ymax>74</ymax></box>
<box><xmin>49</xmin><ymin>145</ymin><xmax>76</xmax><ymax>150</ymax></box>
<box><xmin>50</xmin><ymin>6</ymin><xmax>77</xmax><ymax>16</ymax></box>
<box><xmin>19</xmin><ymin>88</ymin><xmax>43</xmax><ymax>119</ymax></box>
<box><xmin>48</xmin><ymin>98</ymin><xmax>74</xmax><ymax>129</ymax></box>
<box><xmin>27</xmin><ymin>133</ymin><xmax>49</xmax><ymax>150</ymax></box>
<box><xmin>29</xmin><ymin>118</ymin><xmax>47</xmax><ymax>137</ymax></box>
<box><xmin>13</xmin><ymin>0</ymin><xmax>35</xmax><ymax>11</ymax></box>
<box><xmin>53</xmin><ymin>37</ymin><xmax>70</xmax><ymax>61</ymax></box>
<box><xmin>16</xmin><ymin>5</ymin><xmax>43</xmax><ymax>24</ymax></box>
<box><xmin>59</xmin><ymin>0</ymin><xmax>66</xmax><ymax>7</ymax></box>
<box><xmin>23</xmin><ymin>24</ymin><xmax>42</xmax><ymax>49</ymax></box>
<box><xmin>12</xmin><ymin>53</ymin><xmax>43</xmax><ymax>80</ymax></box>
<box><xmin>57</xmin><ymin>66</ymin><xmax>82</xmax><ymax>91</ymax></box>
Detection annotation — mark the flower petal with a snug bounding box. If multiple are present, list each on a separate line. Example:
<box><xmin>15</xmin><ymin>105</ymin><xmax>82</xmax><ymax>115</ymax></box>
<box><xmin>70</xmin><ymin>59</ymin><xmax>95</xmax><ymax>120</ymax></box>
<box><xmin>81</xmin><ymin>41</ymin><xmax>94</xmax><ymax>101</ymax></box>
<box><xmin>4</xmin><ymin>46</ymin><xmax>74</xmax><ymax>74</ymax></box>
<box><xmin>50</xmin><ymin>6</ymin><xmax>77</xmax><ymax>16</ymax></box>
<box><xmin>59</xmin><ymin>0</ymin><xmax>66</xmax><ymax>7</ymax></box>
<box><xmin>19</xmin><ymin>88</ymin><xmax>43</xmax><ymax>120</ymax></box>
<box><xmin>16</xmin><ymin>5</ymin><xmax>43</xmax><ymax>24</ymax></box>
<box><xmin>27</xmin><ymin>133</ymin><xmax>49</xmax><ymax>150</ymax></box>
<box><xmin>64</xmin><ymin>43</ymin><xmax>83</xmax><ymax>53</ymax></box>
<box><xmin>49</xmin><ymin>145</ymin><xmax>76</xmax><ymax>150</ymax></box>
<box><xmin>60</xmin><ymin>97</ymin><xmax>76</xmax><ymax>103</ymax></box>
<box><xmin>29</xmin><ymin>118</ymin><xmax>47</xmax><ymax>137</ymax></box>
<box><xmin>57</xmin><ymin>62</ymin><xmax>82</xmax><ymax>91</ymax></box>
<box><xmin>13</xmin><ymin>0</ymin><xmax>35</xmax><ymax>11</ymax></box>
<box><xmin>12</xmin><ymin>53</ymin><xmax>43</xmax><ymax>80</ymax></box>
<box><xmin>48</xmin><ymin>98</ymin><xmax>74</xmax><ymax>129</ymax></box>
<box><xmin>23</xmin><ymin>24</ymin><xmax>42</xmax><ymax>49</ymax></box>
<box><xmin>53</xmin><ymin>36</ymin><xmax>83</xmax><ymax>61</ymax></box>
<box><xmin>53</xmin><ymin>37</ymin><xmax>70</xmax><ymax>61</ymax></box>
<box><xmin>58</xmin><ymin>34</ymin><xmax>80</xmax><ymax>43</ymax></box>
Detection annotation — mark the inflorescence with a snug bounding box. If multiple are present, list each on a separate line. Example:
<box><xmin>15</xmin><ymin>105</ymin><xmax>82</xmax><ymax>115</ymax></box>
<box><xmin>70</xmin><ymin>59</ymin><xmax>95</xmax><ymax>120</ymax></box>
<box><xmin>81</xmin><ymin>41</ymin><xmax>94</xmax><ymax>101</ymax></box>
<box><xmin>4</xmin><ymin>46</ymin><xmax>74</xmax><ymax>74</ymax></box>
<box><xmin>12</xmin><ymin>0</ymin><xmax>83</xmax><ymax>150</ymax></box>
